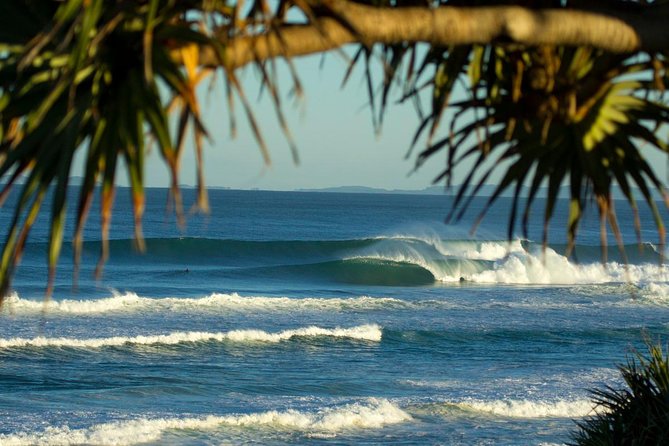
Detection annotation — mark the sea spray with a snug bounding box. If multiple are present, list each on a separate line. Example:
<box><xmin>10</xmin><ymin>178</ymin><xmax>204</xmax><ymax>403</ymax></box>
<box><xmin>431</xmin><ymin>238</ymin><xmax>526</xmax><ymax>261</ymax></box>
<box><xmin>377</xmin><ymin>233</ymin><xmax>525</xmax><ymax>261</ymax></box>
<box><xmin>352</xmin><ymin>235</ymin><xmax>502</xmax><ymax>281</ymax></box>
<box><xmin>0</xmin><ymin>399</ymin><xmax>411</xmax><ymax>446</ymax></box>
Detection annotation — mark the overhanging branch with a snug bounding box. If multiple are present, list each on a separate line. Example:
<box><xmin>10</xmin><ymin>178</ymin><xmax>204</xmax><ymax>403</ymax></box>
<box><xmin>198</xmin><ymin>2</ymin><xmax>669</xmax><ymax>69</ymax></box>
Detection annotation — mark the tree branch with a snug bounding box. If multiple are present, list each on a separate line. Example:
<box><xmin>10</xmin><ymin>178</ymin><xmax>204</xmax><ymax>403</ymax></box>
<box><xmin>198</xmin><ymin>2</ymin><xmax>669</xmax><ymax>68</ymax></box>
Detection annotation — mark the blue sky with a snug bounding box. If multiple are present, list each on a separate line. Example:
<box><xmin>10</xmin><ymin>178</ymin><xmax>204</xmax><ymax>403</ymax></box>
<box><xmin>142</xmin><ymin>53</ymin><xmax>448</xmax><ymax>191</ymax></box>
<box><xmin>131</xmin><ymin>50</ymin><xmax>669</xmax><ymax>192</ymax></box>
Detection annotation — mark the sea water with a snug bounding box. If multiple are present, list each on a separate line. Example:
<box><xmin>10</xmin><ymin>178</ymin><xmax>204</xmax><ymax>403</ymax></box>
<box><xmin>1</xmin><ymin>188</ymin><xmax>668</xmax><ymax>445</ymax></box>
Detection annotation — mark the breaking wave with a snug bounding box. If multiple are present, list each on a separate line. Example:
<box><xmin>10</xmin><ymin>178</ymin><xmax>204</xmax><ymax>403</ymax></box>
<box><xmin>344</xmin><ymin>245</ymin><xmax>669</xmax><ymax>285</ymax></box>
<box><xmin>452</xmin><ymin>398</ymin><xmax>600</xmax><ymax>419</ymax></box>
<box><xmin>0</xmin><ymin>399</ymin><xmax>410</xmax><ymax>445</ymax></box>
<box><xmin>23</xmin><ymin>235</ymin><xmax>668</xmax><ymax>287</ymax></box>
<box><xmin>2</xmin><ymin>292</ymin><xmax>408</xmax><ymax>315</ymax></box>
<box><xmin>465</xmin><ymin>248</ymin><xmax>669</xmax><ymax>285</ymax></box>
<box><xmin>0</xmin><ymin>324</ymin><xmax>382</xmax><ymax>350</ymax></box>
<box><xmin>638</xmin><ymin>282</ymin><xmax>669</xmax><ymax>305</ymax></box>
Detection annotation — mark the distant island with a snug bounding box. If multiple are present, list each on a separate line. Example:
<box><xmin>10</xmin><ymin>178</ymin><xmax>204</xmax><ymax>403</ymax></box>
<box><xmin>295</xmin><ymin>185</ymin><xmax>447</xmax><ymax>195</ymax></box>
<box><xmin>294</xmin><ymin>184</ymin><xmax>663</xmax><ymax>201</ymax></box>
<box><xmin>4</xmin><ymin>176</ymin><xmax>665</xmax><ymax>202</ymax></box>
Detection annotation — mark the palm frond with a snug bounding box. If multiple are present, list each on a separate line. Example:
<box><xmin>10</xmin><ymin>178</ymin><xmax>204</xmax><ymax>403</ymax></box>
<box><xmin>0</xmin><ymin>0</ymin><xmax>239</xmax><ymax>300</ymax></box>
<box><xmin>570</xmin><ymin>341</ymin><xmax>669</xmax><ymax>445</ymax></box>
<box><xmin>394</xmin><ymin>43</ymin><xmax>669</xmax><ymax>257</ymax></box>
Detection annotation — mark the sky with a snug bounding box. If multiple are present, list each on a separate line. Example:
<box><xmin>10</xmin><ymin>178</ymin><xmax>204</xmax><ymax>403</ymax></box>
<box><xmin>140</xmin><ymin>52</ymin><xmax>448</xmax><ymax>191</ymax></box>
<box><xmin>126</xmin><ymin>49</ymin><xmax>669</xmax><ymax>192</ymax></box>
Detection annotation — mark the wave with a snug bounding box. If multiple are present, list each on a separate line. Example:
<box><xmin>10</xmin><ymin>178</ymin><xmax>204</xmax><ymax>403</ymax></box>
<box><xmin>638</xmin><ymin>282</ymin><xmax>669</xmax><ymax>305</ymax></box>
<box><xmin>0</xmin><ymin>324</ymin><xmax>382</xmax><ymax>350</ymax></box>
<box><xmin>333</xmin><ymin>247</ymin><xmax>669</xmax><ymax>285</ymax></box>
<box><xmin>27</xmin><ymin>237</ymin><xmax>381</xmax><ymax>265</ymax></box>
<box><xmin>0</xmin><ymin>399</ymin><xmax>410</xmax><ymax>445</ymax></box>
<box><xmin>266</xmin><ymin>237</ymin><xmax>669</xmax><ymax>286</ymax></box>
<box><xmin>65</xmin><ymin>235</ymin><xmax>662</xmax><ymax>265</ymax></box>
<box><xmin>2</xmin><ymin>292</ymin><xmax>409</xmax><ymax>315</ymax></box>
<box><xmin>450</xmin><ymin>398</ymin><xmax>600</xmax><ymax>419</ymax></box>
<box><xmin>17</xmin><ymin>235</ymin><xmax>555</xmax><ymax>271</ymax></box>
<box><xmin>259</xmin><ymin>258</ymin><xmax>441</xmax><ymax>286</ymax></box>
<box><xmin>19</xmin><ymin>235</ymin><xmax>669</xmax><ymax>287</ymax></box>
<box><xmin>465</xmin><ymin>247</ymin><xmax>669</xmax><ymax>285</ymax></box>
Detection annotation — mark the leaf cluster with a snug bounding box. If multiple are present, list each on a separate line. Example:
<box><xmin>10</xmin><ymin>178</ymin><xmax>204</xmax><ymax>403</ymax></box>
<box><xmin>0</xmin><ymin>0</ymin><xmax>236</xmax><ymax>300</ymax></box>
<box><xmin>571</xmin><ymin>341</ymin><xmax>669</xmax><ymax>446</ymax></box>
<box><xmin>363</xmin><ymin>27</ymin><xmax>669</xmax><ymax>259</ymax></box>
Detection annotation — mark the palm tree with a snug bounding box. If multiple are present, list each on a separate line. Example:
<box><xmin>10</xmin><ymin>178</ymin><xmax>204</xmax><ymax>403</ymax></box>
<box><xmin>1</xmin><ymin>0</ymin><xmax>669</xmax><ymax>299</ymax></box>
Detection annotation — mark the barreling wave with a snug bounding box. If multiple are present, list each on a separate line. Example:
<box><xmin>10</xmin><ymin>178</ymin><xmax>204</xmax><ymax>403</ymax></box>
<box><xmin>2</xmin><ymin>292</ymin><xmax>409</xmax><ymax>315</ymax></box>
<box><xmin>266</xmin><ymin>237</ymin><xmax>669</xmax><ymax>285</ymax></box>
<box><xmin>449</xmin><ymin>398</ymin><xmax>600</xmax><ymax>419</ymax></box>
<box><xmin>258</xmin><ymin>258</ymin><xmax>442</xmax><ymax>286</ymax></box>
<box><xmin>0</xmin><ymin>399</ymin><xmax>410</xmax><ymax>446</ymax></box>
<box><xmin>334</xmin><ymin>248</ymin><xmax>669</xmax><ymax>285</ymax></box>
<box><xmin>19</xmin><ymin>235</ymin><xmax>669</xmax><ymax>286</ymax></box>
<box><xmin>0</xmin><ymin>324</ymin><xmax>382</xmax><ymax>350</ymax></box>
<box><xmin>42</xmin><ymin>235</ymin><xmax>523</xmax><ymax>262</ymax></box>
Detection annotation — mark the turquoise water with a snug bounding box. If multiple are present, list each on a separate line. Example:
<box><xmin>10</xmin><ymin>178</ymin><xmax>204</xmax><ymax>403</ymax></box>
<box><xmin>1</xmin><ymin>189</ymin><xmax>669</xmax><ymax>445</ymax></box>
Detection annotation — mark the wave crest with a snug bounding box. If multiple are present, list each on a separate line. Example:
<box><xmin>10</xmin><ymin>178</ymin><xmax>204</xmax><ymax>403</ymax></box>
<box><xmin>0</xmin><ymin>399</ymin><xmax>410</xmax><ymax>445</ymax></box>
<box><xmin>0</xmin><ymin>324</ymin><xmax>382</xmax><ymax>350</ymax></box>
<box><xmin>454</xmin><ymin>398</ymin><xmax>599</xmax><ymax>418</ymax></box>
<box><xmin>3</xmin><ymin>292</ymin><xmax>407</xmax><ymax>315</ymax></box>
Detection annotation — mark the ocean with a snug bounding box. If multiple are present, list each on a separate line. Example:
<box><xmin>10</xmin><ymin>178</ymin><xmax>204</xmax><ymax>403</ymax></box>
<box><xmin>1</xmin><ymin>188</ymin><xmax>668</xmax><ymax>445</ymax></box>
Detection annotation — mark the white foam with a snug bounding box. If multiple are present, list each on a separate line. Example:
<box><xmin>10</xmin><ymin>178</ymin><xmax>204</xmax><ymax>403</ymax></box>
<box><xmin>639</xmin><ymin>282</ymin><xmax>669</xmax><ymax>305</ymax></box>
<box><xmin>467</xmin><ymin>247</ymin><xmax>669</xmax><ymax>285</ymax></box>
<box><xmin>365</xmin><ymin>236</ymin><xmax>669</xmax><ymax>285</ymax></box>
<box><xmin>0</xmin><ymin>399</ymin><xmax>410</xmax><ymax>445</ymax></box>
<box><xmin>3</xmin><ymin>292</ymin><xmax>145</xmax><ymax>314</ymax></box>
<box><xmin>0</xmin><ymin>324</ymin><xmax>382</xmax><ymax>350</ymax></box>
<box><xmin>401</xmin><ymin>379</ymin><xmax>459</xmax><ymax>389</ymax></box>
<box><xmin>350</xmin><ymin>238</ymin><xmax>669</xmax><ymax>285</ymax></box>
<box><xmin>455</xmin><ymin>398</ymin><xmax>600</xmax><ymax>419</ymax></box>
<box><xmin>2</xmin><ymin>292</ymin><xmax>406</xmax><ymax>315</ymax></box>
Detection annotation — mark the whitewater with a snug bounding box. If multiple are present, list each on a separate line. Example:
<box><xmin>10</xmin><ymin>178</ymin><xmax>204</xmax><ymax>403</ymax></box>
<box><xmin>1</xmin><ymin>188</ymin><xmax>668</xmax><ymax>445</ymax></box>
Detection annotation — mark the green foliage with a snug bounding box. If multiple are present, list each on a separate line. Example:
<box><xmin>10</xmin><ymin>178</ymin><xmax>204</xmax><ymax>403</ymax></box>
<box><xmin>571</xmin><ymin>342</ymin><xmax>669</xmax><ymax>446</ymax></box>
<box><xmin>361</xmin><ymin>0</ymin><xmax>669</xmax><ymax>257</ymax></box>
<box><xmin>385</xmin><ymin>44</ymin><xmax>669</xmax><ymax>259</ymax></box>
<box><xmin>0</xmin><ymin>0</ymin><xmax>234</xmax><ymax>298</ymax></box>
